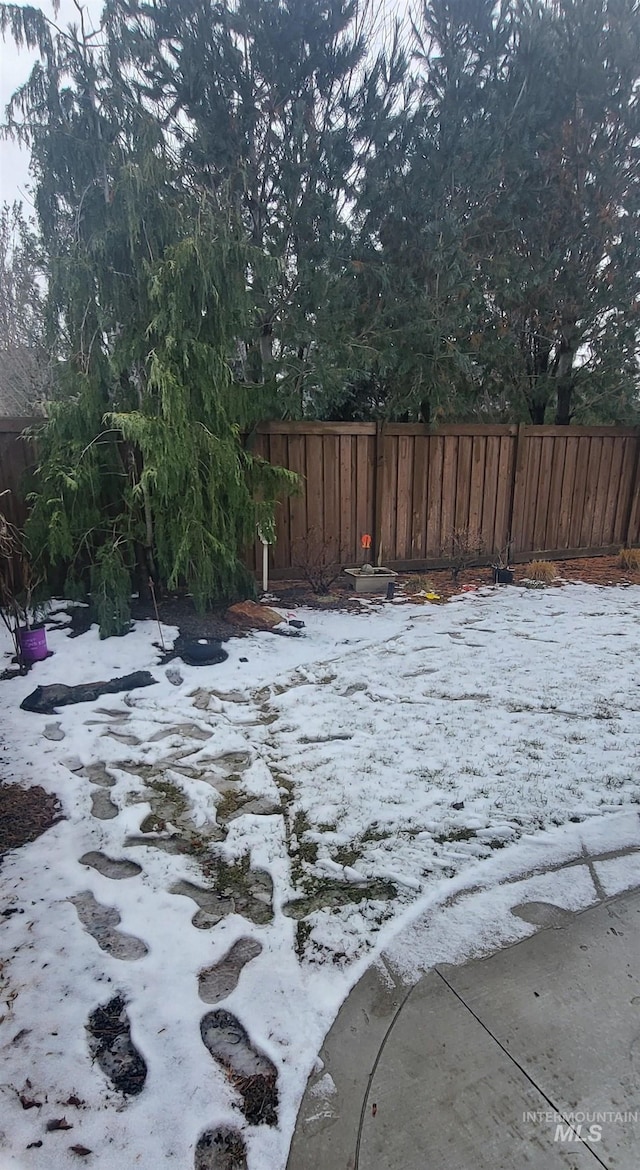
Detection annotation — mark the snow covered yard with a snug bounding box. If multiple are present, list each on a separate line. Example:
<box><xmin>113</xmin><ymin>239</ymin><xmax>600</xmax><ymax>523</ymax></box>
<box><xmin>1</xmin><ymin>583</ymin><xmax>639</xmax><ymax>1169</ymax></box>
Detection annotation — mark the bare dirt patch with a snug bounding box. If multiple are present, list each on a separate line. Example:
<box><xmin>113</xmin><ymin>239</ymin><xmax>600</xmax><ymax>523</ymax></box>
<box><xmin>0</xmin><ymin>782</ymin><xmax>62</xmax><ymax>866</ymax></box>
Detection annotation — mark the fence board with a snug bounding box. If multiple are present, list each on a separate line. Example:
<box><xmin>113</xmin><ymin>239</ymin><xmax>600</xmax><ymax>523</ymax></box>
<box><xmin>569</xmin><ymin>437</ymin><xmax>591</xmax><ymax>549</ymax></box>
<box><xmin>494</xmin><ymin>434</ymin><xmax>516</xmax><ymax>555</ymax></box>
<box><xmin>510</xmin><ymin>426</ymin><xmax>529</xmax><ymax>553</ymax></box>
<box><xmin>615</xmin><ymin>437</ymin><xmax>635</xmax><ymax>541</ymax></box>
<box><xmin>468</xmin><ymin>436</ymin><xmax>486</xmax><ymax>539</ymax></box>
<box><xmin>589</xmin><ymin>439</ymin><xmax>612</xmax><ymax>549</ymax></box>
<box><xmin>0</xmin><ymin>430</ymin><xmax>37</xmax><ymax>532</ymax></box>
<box><xmin>523</xmin><ymin>435</ymin><xmax>542</xmax><ymax>551</ymax></box>
<box><xmin>532</xmin><ymin>436</ymin><xmax>555</xmax><ymax>551</ymax></box>
<box><xmin>480</xmin><ymin>436</ymin><xmax>498</xmax><ymax>553</ymax></box>
<box><xmin>544</xmin><ymin>436</ymin><xmax>566</xmax><ymax>552</ymax></box>
<box><xmin>440</xmin><ymin>436</ymin><xmax>458</xmax><ymax>551</ymax></box>
<box><xmin>322</xmin><ymin>434</ymin><xmax>340</xmax><ymax>564</ymax></box>
<box><xmin>426</xmin><ymin>435</ymin><xmax>444</xmax><ymax>557</ymax></box>
<box><xmin>411</xmin><ymin>436</ymin><xmax>429</xmax><ymax>559</ymax></box>
<box><xmin>455</xmin><ymin>436</ymin><xmax>473</xmax><ymax>531</ymax></box>
<box><xmin>267</xmin><ymin>433</ymin><xmax>290</xmax><ymax>570</ymax></box>
<box><xmin>339</xmin><ymin>435</ymin><xmax>354</xmax><ymax>561</ymax></box>
<box><xmin>627</xmin><ymin>441</ymin><xmax>640</xmax><ymax>545</ymax></box>
<box><xmin>305</xmin><ymin>434</ymin><xmax>324</xmax><ymax>545</ymax></box>
<box><xmin>601</xmin><ymin>438</ymin><xmax>623</xmax><ymax>547</ymax></box>
<box><xmin>287</xmin><ymin>434</ymin><xmax>307</xmax><ymax>560</ymax></box>
<box><xmin>395</xmin><ymin>434</ymin><xmax>414</xmax><ymax>560</ymax></box>
<box><xmin>580</xmin><ymin>438</ymin><xmax>602</xmax><ymax>548</ymax></box>
<box><xmin>556</xmin><ymin>437</ymin><xmax>578</xmax><ymax>549</ymax></box>
<box><xmin>380</xmin><ymin>432</ymin><xmax>398</xmax><ymax>563</ymax></box>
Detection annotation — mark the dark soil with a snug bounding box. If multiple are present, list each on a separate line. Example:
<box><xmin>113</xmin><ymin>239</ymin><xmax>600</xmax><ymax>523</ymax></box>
<box><xmin>131</xmin><ymin>594</ymin><xmax>241</xmax><ymax>643</ymax></box>
<box><xmin>231</xmin><ymin>1071</ymin><xmax>279</xmax><ymax>1127</ymax></box>
<box><xmin>195</xmin><ymin>1127</ymin><xmax>247</xmax><ymax>1170</ymax></box>
<box><xmin>0</xmin><ymin>782</ymin><xmax>62</xmax><ymax>866</ymax></box>
<box><xmin>86</xmin><ymin>995</ymin><xmax>147</xmax><ymax>1096</ymax></box>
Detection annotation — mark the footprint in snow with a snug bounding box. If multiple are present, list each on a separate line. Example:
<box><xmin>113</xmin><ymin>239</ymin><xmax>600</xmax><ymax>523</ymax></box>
<box><xmin>86</xmin><ymin>995</ymin><xmax>147</xmax><ymax>1096</ymax></box>
<box><xmin>82</xmin><ymin>762</ymin><xmax>116</xmax><ymax>788</ymax></box>
<box><xmin>198</xmin><ymin>938</ymin><xmax>262</xmax><ymax>1004</ymax></box>
<box><xmin>70</xmin><ymin>892</ymin><xmax>148</xmax><ymax>960</ymax></box>
<box><xmin>79</xmin><ymin>851</ymin><xmax>142</xmax><ymax>880</ymax></box>
<box><xmin>82</xmin><ymin>763</ymin><xmax>119</xmax><ymax>819</ymax></box>
<box><xmin>194</xmin><ymin>1127</ymin><xmax>247</xmax><ymax>1170</ymax></box>
<box><xmin>200</xmin><ymin>1009</ymin><xmax>278</xmax><ymax>1126</ymax></box>
<box><xmin>89</xmin><ymin>790</ymin><xmax>119</xmax><ymax>820</ymax></box>
<box><xmin>170</xmin><ymin>869</ymin><xmax>273</xmax><ymax>928</ymax></box>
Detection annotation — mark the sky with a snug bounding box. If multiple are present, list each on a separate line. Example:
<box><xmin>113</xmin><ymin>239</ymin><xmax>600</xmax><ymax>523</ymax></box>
<box><xmin>0</xmin><ymin>0</ymin><xmax>104</xmax><ymax>208</ymax></box>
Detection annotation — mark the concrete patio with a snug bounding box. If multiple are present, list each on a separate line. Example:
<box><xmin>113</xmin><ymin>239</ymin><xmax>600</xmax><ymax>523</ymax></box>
<box><xmin>289</xmin><ymin>843</ymin><xmax>640</xmax><ymax>1170</ymax></box>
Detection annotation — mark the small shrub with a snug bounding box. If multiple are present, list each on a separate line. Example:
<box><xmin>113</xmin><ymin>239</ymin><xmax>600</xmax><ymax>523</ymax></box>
<box><xmin>619</xmin><ymin>547</ymin><xmax>640</xmax><ymax>571</ymax></box>
<box><xmin>441</xmin><ymin>526</ymin><xmax>485</xmax><ymax>581</ymax></box>
<box><xmin>526</xmin><ymin>560</ymin><xmax>557</xmax><ymax>583</ymax></box>
<box><xmin>292</xmin><ymin>528</ymin><xmax>342</xmax><ymax>594</ymax></box>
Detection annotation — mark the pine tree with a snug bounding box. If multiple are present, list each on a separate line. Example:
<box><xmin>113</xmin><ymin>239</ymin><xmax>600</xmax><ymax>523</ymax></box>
<box><xmin>106</xmin><ymin>0</ymin><xmax>409</xmax><ymax>414</ymax></box>
<box><xmin>419</xmin><ymin>0</ymin><xmax>640</xmax><ymax>424</ymax></box>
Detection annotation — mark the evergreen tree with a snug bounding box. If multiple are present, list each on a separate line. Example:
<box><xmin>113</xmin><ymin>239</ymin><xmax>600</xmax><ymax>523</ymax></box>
<box><xmin>1</xmin><ymin>2</ymin><xmax>296</xmax><ymax>634</ymax></box>
<box><xmin>418</xmin><ymin>0</ymin><xmax>640</xmax><ymax>424</ymax></box>
<box><xmin>106</xmin><ymin>0</ymin><xmax>409</xmax><ymax>414</ymax></box>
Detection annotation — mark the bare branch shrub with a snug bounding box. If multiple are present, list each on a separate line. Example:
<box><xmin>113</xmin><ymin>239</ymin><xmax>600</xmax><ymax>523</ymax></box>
<box><xmin>292</xmin><ymin>528</ymin><xmax>342</xmax><ymax>594</ymax></box>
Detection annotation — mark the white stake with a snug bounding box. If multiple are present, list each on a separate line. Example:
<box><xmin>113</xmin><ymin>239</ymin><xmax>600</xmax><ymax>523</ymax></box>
<box><xmin>261</xmin><ymin>537</ymin><xmax>269</xmax><ymax>594</ymax></box>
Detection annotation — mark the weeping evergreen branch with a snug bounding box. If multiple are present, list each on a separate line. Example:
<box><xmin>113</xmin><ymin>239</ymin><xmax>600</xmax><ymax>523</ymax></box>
<box><xmin>2</xmin><ymin>4</ymin><xmax>298</xmax><ymax>634</ymax></box>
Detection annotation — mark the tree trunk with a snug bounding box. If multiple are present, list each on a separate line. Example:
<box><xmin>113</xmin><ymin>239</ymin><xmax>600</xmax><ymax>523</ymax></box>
<box><xmin>528</xmin><ymin>399</ymin><xmax>546</xmax><ymax>424</ymax></box>
<box><xmin>555</xmin><ymin>379</ymin><xmax>573</xmax><ymax>425</ymax></box>
<box><xmin>554</xmin><ymin>338</ymin><xmax>575</xmax><ymax>424</ymax></box>
<box><xmin>135</xmin><ymin>545</ymin><xmax>152</xmax><ymax>605</ymax></box>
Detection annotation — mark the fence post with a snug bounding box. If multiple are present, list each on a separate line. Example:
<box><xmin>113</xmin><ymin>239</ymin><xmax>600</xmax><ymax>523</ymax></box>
<box><xmin>373</xmin><ymin>421</ymin><xmax>386</xmax><ymax>565</ymax></box>
<box><xmin>508</xmin><ymin>423</ymin><xmax>527</xmax><ymax>556</ymax></box>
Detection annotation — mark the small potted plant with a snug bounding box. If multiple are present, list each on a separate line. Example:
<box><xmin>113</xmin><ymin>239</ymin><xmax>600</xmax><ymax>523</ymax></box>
<box><xmin>492</xmin><ymin>543</ymin><xmax>514</xmax><ymax>584</ymax></box>
<box><xmin>0</xmin><ymin>497</ymin><xmax>50</xmax><ymax>666</ymax></box>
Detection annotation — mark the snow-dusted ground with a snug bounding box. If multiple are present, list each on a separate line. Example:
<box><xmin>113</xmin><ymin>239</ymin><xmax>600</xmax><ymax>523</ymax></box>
<box><xmin>0</xmin><ymin>583</ymin><xmax>639</xmax><ymax>1169</ymax></box>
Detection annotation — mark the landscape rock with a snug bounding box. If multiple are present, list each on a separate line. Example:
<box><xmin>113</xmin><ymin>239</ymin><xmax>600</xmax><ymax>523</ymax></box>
<box><xmin>225</xmin><ymin>601</ymin><xmax>285</xmax><ymax>632</ymax></box>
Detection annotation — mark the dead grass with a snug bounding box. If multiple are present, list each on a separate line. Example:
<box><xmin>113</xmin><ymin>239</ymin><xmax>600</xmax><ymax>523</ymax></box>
<box><xmin>618</xmin><ymin>547</ymin><xmax>640</xmax><ymax>571</ymax></box>
<box><xmin>401</xmin><ymin>574</ymin><xmax>435</xmax><ymax>594</ymax></box>
<box><xmin>525</xmin><ymin>560</ymin><xmax>557</xmax><ymax>583</ymax></box>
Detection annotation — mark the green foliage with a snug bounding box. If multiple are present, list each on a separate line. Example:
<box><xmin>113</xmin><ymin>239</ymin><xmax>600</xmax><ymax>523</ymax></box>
<box><xmin>90</xmin><ymin>542</ymin><xmax>132</xmax><ymax>639</ymax></box>
<box><xmin>1</xmin><ymin>2</ymin><xmax>298</xmax><ymax>634</ymax></box>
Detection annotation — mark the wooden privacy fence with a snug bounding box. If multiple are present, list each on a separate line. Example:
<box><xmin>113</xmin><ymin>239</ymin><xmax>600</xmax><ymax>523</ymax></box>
<box><xmin>248</xmin><ymin>422</ymin><xmax>640</xmax><ymax>575</ymax></box>
<box><xmin>0</xmin><ymin>418</ymin><xmax>36</xmax><ymax>532</ymax></box>
<box><xmin>2</xmin><ymin>418</ymin><xmax>640</xmax><ymax>577</ymax></box>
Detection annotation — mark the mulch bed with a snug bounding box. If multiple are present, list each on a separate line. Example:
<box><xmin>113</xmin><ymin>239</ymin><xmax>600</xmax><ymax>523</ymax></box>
<box><xmin>131</xmin><ymin>595</ymin><xmax>241</xmax><ymax>643</ymax></box>
<box><xmin>267</xmin><ymin>555</ymin><xmax>640</xmax><ymax>608</ymax></box>
<box><xmin>0</xmin><ymin>782</ymin><xmax>62</xmax><ymax>867</ymax></box>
